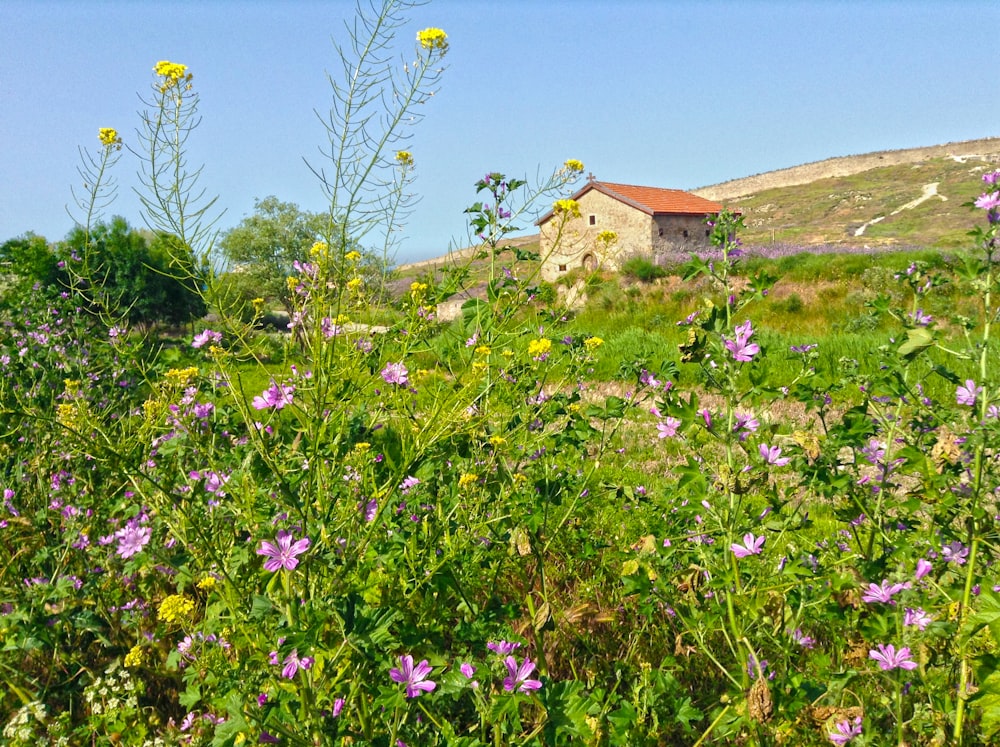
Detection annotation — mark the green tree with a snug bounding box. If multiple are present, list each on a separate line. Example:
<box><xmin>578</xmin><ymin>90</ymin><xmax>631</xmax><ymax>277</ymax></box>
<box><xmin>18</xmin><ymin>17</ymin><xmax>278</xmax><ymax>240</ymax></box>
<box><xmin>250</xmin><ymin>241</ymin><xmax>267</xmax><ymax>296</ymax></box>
<box><xmin>218</xmin><ymin>196</ymin><xmax>328</xmax><ymax>312</ymax></box>
<box><xmin>64</xmin><ymin>216</ymin><xmax>206</xmax><ymax>329</ymax></box>
<box><xmin>0</xmin><ymin>233</ymin><xmax>67</xmax><ymax>297</ymax></box>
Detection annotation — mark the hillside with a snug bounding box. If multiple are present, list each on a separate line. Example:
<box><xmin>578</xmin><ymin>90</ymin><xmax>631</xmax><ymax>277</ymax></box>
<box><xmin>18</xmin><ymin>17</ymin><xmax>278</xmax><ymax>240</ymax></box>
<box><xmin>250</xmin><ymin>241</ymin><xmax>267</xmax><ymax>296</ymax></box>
<box><xmin>692</xmin><ymin>137</ymin><xmax>1000</xmax><ymax>248</ymax></box>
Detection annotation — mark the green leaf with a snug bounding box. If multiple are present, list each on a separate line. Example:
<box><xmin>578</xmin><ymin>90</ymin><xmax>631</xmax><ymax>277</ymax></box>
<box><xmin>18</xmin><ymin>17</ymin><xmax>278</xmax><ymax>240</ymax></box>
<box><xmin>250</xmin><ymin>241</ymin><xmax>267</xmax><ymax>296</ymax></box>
<box><xmin>963</xmin><ymin>589</ymin><xmax>1000</xmax><ymax>645</ymax></box>
<box><xmin>898</xmin><ymin>326</ymin><xmax>935</xmax><ymax>359</ymax></box>
<box><xmin>970</xmin><ymin>654</ymin><xmax>1000</xmax><ymax>737</ymax></box>
<box><xmin>675</xmin><ymin>696</ymin><xmax>703</xmax><ymax>729</ymax></box>
<box><xmin>179</xmin><ymin>681</ymin><xmax>201</xmax><ymax>710</ymax></box>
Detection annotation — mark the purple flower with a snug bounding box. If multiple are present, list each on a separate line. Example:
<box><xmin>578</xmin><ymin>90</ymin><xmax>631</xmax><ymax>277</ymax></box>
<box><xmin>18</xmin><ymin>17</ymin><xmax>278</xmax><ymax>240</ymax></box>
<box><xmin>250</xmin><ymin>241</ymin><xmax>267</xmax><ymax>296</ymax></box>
<box><xmin>915</xmin><ymin>558</ymin><xmax>933</xmax><ymax>580</ymax></box>
<box><xmin>400</xmin><ymin>476</ymin><xmax>420</xmax><ymax>494</ymax></box>
<box><xmin>903</xmin><ymin>607</ymin><xmax>933</xmax><ymax>631</ymax></box>
<box><xmin>656</xmin><ymin>417</ymin><xmax>681</xmax><ymax>439</ymax></box>
<box><xmin>332</xmin><ymin>697</ymin><xmax>345</xmax><ymax>717</ymax></box>
<box><xmin>941</xmin><ymin>540</ymin><xmax>969</xmax><ymax>565</ymax></box>
<box><xmin>790</xmin><ymin>628</ymin><xmax>815</xmax><ymax>649</ymax></box>
<box><xmin>487</xmin><ymin>640</ymin><xmax>522</xmax><ymax>655</ymax></box>
<box><xmin>731</xmin><ymin>532</ymin><xmax>765</xmax><ymax>558</ymax></box>
<box><xmin>909</xmin><ymin>308</ymin><xmax>932</xmax><ymax>326</ymax></box>
<box><xmin>869</xmin><ymin>643</ymin><xmax>917</xmax><ymax>671</ymax></box>
<box><xmin>459</xmin><ymin>661</ymin><xmax>479</xmax><ymax>688</ymax></box>
<box><xmin>390</xmin><ymin>654</ymin><xmax>436</xmax><ymax>698</ymax></box>
<box><xmin>956</xmin><ymin>379</ymin><xmax>982</xmax><ymax>407</ymax></box>
<box><xmin>723</xmin><ymin>320</ymin><xmax>760</xmax><ymax>362</ymax></box>
<box><xmin>204</xmin><ymin>471</ymin><xmax>229</xmax><ymax>496</ymax></box>
<box><xmin>790</xmin><ymin>343</ymin><xmax>817</xmax><ymax>354</ymax></box>
<box><xmin>252</xmin><ymin>380</ymin><xmax>295</xmax><ymax>411</ymax></box>
<box><xmin>502</xmin><ymin>656</ymin><xmax>543</xmax><ymax>693</ymax></box>
<box><xmin>860</xmin><ymin>438</ymin><xmax>885</xmax><ymax>465</ymax></box>
<box><xmin>115</xmin><ymin>518</ymin><xmax>151</xmax><ymax>559</ymax></box>
<box><xmin>639</xmin><ymin>369</ymin><xmax>661</xmax><ymax>388</ymax></box>
<box><xmin>192</xmin><ymin>329</ymin><xmax>222</xmax><ymax>348</ymax></box>
<box><xmin>281</xmin><ymin>650</ymin><xmax>314</xmax><ymax>679</ymax></box>
<box><xmin>861</xmin><ymin>579</ymin><xmax>908</xmax><ymax>604</ymax></box>
<box><xmin>759</xmin><ymin>444</ymin><xmax>790</xmax><ymax>466</ymax></box>
<box><xmin>381</xmin><ymin>362</ymin><xmax>409</xmax><ymax>387</ymax></box>
<box><xmin>733</xmin><ymin>411</ymin><xmax>760</xmax><ymax>439</ymax></box>
<box><xmin>360</xmin><ymin>498</ymin><xmax>377</xmax><ymax>522</ymax></box>
<box><xmin>828</xmin><ymin>716</ymin><xmax>863</xmax><ymax>746</ymax></box>
<box><xmin>975</xmin><ymin>191</ymin><xmax>1000</xmax><ymax>211</ymax></box>
<box><xmin>257</xmin><ymin>530</ymin><xmax>311</xmax><ymax>572</ymax></box>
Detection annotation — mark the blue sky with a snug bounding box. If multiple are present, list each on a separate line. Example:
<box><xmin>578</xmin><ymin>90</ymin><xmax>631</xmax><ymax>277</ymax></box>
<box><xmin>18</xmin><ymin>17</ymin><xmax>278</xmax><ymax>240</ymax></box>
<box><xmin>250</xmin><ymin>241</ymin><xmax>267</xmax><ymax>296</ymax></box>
<box><xmin>2</xmin><ymin>0</ymin><xmax>996</xmax><ymax>264</ymax></box>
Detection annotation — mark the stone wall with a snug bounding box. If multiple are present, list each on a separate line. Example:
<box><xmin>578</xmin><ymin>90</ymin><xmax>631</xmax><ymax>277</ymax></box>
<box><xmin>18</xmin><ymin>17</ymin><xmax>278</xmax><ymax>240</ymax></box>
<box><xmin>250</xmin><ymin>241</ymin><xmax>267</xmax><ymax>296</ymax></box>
<box><xmin>540</xmin><ymin>190</ymin><xmax>650</xmax><ymax>281</ymax></box>
<box><xmin>651</xmin><ymin>214</ymin><xmax>714</xmax><ymax>260</ymax></box>
<box><xmin>540</xmin><ymin>191</ymin><xmax>716</xmax><ymax>280</ymax></box>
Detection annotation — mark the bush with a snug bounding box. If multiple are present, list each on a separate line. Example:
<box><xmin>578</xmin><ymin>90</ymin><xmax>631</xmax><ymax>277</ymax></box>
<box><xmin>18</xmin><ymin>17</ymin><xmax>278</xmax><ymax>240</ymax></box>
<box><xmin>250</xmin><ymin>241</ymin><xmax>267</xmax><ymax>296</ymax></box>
<box><xmin>621</xmin><ymin>255</ymin><xmax>667</xmax><ymax>282</ymax></box>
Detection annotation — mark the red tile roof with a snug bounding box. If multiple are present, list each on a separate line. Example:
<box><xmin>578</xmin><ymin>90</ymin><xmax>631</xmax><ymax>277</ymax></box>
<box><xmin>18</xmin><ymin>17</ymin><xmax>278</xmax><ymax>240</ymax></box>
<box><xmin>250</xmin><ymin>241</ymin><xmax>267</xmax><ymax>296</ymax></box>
<box><xmin>536</xmin><ymin>180</ymin><xmax>724</xmax><ymax>225</ymax></box>
<box><xmin>589</xmin><ymin>181</ymin><xmax>724</xmax><ymax>215</ymax></box>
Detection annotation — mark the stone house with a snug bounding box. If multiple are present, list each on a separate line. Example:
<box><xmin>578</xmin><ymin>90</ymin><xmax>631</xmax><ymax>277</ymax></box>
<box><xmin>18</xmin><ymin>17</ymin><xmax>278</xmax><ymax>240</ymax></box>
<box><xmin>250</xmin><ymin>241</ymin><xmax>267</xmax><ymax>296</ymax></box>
<box><xmin>536</xmin><ymin>178</ymin><xmax>726</xmax><ymax>281</ymax></box>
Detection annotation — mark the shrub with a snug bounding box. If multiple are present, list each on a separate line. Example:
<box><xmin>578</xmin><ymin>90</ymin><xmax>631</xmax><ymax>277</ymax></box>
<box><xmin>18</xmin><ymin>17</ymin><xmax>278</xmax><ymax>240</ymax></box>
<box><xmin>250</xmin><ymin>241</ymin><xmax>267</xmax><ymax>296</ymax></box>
<box><xmin>621</xmin><ymin>255</ymin><xmax>667</xmax><ymax>282</ymax></box>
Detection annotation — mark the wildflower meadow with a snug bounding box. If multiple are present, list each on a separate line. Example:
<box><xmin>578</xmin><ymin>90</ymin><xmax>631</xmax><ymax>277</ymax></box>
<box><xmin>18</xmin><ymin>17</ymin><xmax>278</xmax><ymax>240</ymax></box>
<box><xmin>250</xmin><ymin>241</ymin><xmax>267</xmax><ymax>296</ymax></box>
<box><xmin>3</xmin><ymin>2</ymin><xmax>1000</xmax><ymax>745</ymax></box>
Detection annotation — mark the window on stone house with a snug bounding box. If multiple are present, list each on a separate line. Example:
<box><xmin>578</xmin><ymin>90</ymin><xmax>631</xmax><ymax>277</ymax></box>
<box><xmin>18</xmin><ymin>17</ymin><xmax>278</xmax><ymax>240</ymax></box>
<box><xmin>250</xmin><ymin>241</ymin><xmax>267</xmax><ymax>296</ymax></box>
<box><xmin>558</xmin><ymin>264</ymin><xmax>567</xmax><ymax>272</ymax></box>
<box><xmin>658</xmin><ymin>227</ymin><xmax>664</xmax><ymax>236</ymax></box>
<box><xmin>682</xmin><ymin>229</ymin><xmax>688</xmax><ymax>238</ymax></box>
<box><xmin>589</xmin><ymin>215</ymin><xmax>596</xmax><ymax>226</ymax></box>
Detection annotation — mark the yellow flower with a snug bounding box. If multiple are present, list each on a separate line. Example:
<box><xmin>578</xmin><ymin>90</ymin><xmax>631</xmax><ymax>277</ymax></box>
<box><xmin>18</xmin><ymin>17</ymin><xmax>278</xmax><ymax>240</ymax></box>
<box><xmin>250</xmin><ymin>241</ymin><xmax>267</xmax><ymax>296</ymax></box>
<box><xmin>98</xmin><ymin>128</ymin><xmax>122</xmax><ymax>149</ymax></box>
<box><xmin>596</xmin><ymin>230</ymin><xmax>618</xmax><ymax>245</ymax></box>
<box><xmin>196</xmin><ymin>575</ymin><xmax>217</xmax><ymax>591</ymax></box>
<box><xmin>154</xmin><ymin>60</ymin><xmax>191</xmax><ymax>90</ymax></box>
<box><xmin>417</xmin><ymin>27</ymin><xmax>449</xmax><ymax>52</ymax></box>
<box><xmin>336</xmin><ymin>313</ymin><xmax>351</xmax><ymax>324</ymax></box>
<box><xmin>158</xmin><ymin>594</ymin><xmax>195</xmax><ymax>624</ymax></box>
<box><xmin>474</xmin><ymin>345</ymin><xmax>491</xmax><ymax>356</ymax></box>
<box><xmin>347</xmin><ymin>277</ymin><xmax>363</xmax><ymax>292</ymax></box>
<box><xmin>354</xmin><ymin>442</ymin><xmax>371</xmax><ymax>454</ymax></box>
<box><xmin>563</xmin><ymin>159</ymin><xmax>584</xmax><ymax>173</ymax></box>
<box><xmin>528</xmin><ymin>338</ymin><xmax>552</xmax><ymax>358</ymax></box>
<box><xmin>164</xmin><ymin>367</ymin><xmax>198</xmax><ymax>386</ymax></box>
<box><xmin>584</xmin><ymin>336</ymin><xmax>604</xmax><ymax>351</ymax></box>
<box><xmin>143</xmin><ymin>398</ymin><xmax>164</xmax><ymax>422</ymax></box>
<box><xmin>553</xmin><ymin>199</ymin><xmax>581</xmax><ymax>219</ymax></box>
<box><xmin>344</xmin><ymin>250</ymin><xmax>362</xmax><ymax>262</ymax></box>
<box><xmin>309</xmin><ymin>241</ymin><xmax>329</xmax><ymax>259</ymax></box>
<box><xmin>489</xmin><ymin>435</ymin><xmax>506</xmax><ymax>447</ymax></box>
<box><xmin>57</xmin><ymin>403</ymin><xmax>79</xmax><ymax>428</ymax></box>
<box><xmin>458</xmin><ymin>473</ymin><xmax>479</xmax><ymax>488</ymax></box>
<box><xmin>471</xmin><ymin>361</ymin><xmax>488</xmax><ymax>372</ymax></box>
<box><xmin>252</xmin><ymin>297</ymin><xmax>266</xmax><ymax>308</ymax></box>
<box><xmin>395</xmin><ymin>151</ymin><xmax>414</xmax><ymax>168</ymax></box>
<box><xmin>124</xmin><ymin>644</ymin><xmax>145</xmax><ymax>668</ymax></box>
<box><xmin>64</xmin><ymin>379</ymin><xmax>81</xmax><ymax>395</ymax></box>
<box><xmin>286</xmin><ymin>276</ymin><xmax>299</xmax><ymax>292</ymax></box>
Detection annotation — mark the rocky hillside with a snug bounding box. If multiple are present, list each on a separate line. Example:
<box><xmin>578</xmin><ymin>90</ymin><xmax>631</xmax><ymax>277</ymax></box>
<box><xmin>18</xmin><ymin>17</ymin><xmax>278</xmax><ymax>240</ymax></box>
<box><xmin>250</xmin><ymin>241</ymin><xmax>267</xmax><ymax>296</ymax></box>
<box><xmin>693</xmin><ymin>138</ymin><xmax>1000</xmax><ymax>202</ymax></box>
<box><xmin>691</xmin><ymin>137</ymin><xmax>1000</xmax><ymax>248</ymax></box>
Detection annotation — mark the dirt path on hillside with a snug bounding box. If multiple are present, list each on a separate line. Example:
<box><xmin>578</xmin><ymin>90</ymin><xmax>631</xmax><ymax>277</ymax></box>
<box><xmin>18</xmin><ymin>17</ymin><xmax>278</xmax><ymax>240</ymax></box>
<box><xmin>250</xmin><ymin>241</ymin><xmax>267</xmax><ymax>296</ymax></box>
<box><xmin>853</xmin><ymin>182</ymin><xmax>947</xmax><ymax>237</ymax></box>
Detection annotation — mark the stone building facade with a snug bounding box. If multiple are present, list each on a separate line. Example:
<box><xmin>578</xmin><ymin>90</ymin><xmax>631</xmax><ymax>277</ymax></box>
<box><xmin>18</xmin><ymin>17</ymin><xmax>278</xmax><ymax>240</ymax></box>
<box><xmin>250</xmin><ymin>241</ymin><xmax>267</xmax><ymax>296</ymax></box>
<box><xmin>537</xmin><ymin>179</ymin><xmax>726</xmax><ymax>281</ymax></box>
